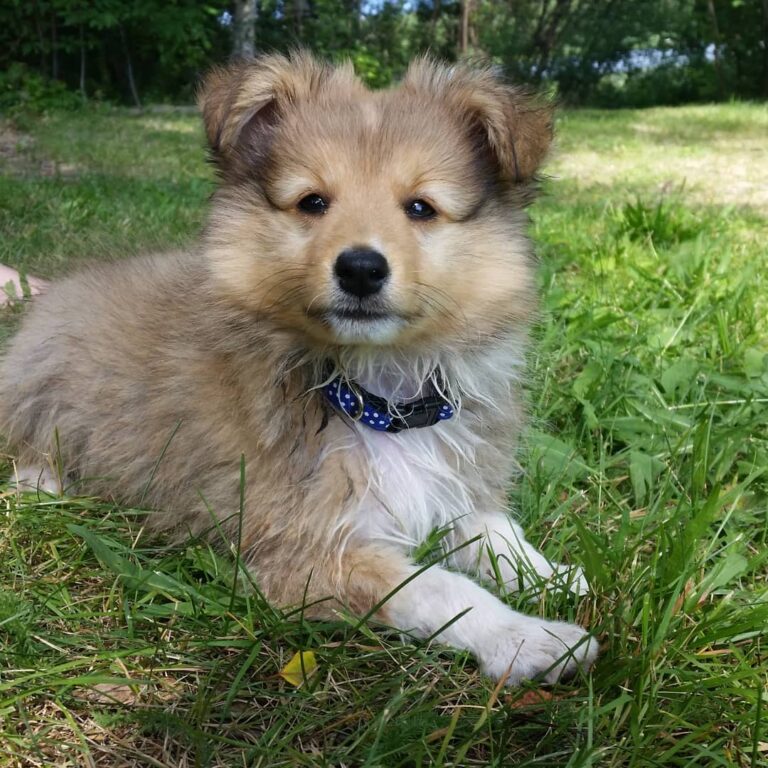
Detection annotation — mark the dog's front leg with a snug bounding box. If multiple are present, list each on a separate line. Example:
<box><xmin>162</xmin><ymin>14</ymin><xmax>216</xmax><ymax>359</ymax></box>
<box><xmin>339</xmin><ymin>543</ymin><xmax>597</xmax><ymax>683</ymax></box>
<box><xmin>452</xmin><ymin>511</ymin><xmax>590</xmax><ymax>596</ymax></box>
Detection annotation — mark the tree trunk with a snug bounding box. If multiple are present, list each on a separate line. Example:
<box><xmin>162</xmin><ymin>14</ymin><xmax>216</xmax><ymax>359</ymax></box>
<box><xmin>431</xmin><ymin>0</ymin><xmax>441</xmax><ymax>35</ymax></box>
<box><xmin>120</xmin><ymin>26</ymin><xmax>142</xmax><ymax>110</ymax></box>
<box><xmin>706</xmin><ymin>0</ymin><xmax>725</xmax><ymax>99</ymax></box>
<box><xmin>459</xmin><ymin>0</ymin><xmax>472</xmax><ymax>56</ymax></box>
<box><xmin>51</xmin><ymin>12</ymin><xmax>59</xmax><ymax>80</ymax></box>
<box><xmin>292</xmin><ymin>0</ymin><xmax>307</xmax><ymax>40</ymax></box>
<box><xmin>79</xmin><ymin>25</ymin><xmax>87</xmax><ymax>102</ymax></box>
<box><xmin>762</xmin><ymin>0</ymin><xmax>768</xmax><ymax>96</ymax></box>
<box><xmin>233</xmin><ymin>0</ymin><xmax>258</xmax><ymax>58</ymax></box>
<box><xmin>531</xmin><ymin>0</ymin><xmax>573</xmax><ymax>79</ymax></box>
<box><xmin>34</xmin><ymin>0</ymin><xmax>46</xmax><ymax>73</ymax></box>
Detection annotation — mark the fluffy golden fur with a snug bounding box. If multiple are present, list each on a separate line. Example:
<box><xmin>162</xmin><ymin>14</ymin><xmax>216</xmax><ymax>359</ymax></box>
<box><xmin>0</xmin><ymin>53</ymin><xmax>597</xmax><ymax>683</ymax></box>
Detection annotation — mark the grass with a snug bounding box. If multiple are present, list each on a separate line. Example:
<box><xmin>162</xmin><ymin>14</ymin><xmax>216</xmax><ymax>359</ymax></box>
<box><xmin>1</xmin><ymin>102</ymin><xmax>767</xmax><ymax>766</ymax></box>
<box><xmin>0</xmin><ymin>107</ymin><xmax>211</xmax><ymax>278</ymax></box>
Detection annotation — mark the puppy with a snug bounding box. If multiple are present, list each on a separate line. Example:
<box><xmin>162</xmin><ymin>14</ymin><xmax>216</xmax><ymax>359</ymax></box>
<box><xmin>0</xmin><ymin>53</ymin><xmax>598</xmax><ymax>683</ymax></box>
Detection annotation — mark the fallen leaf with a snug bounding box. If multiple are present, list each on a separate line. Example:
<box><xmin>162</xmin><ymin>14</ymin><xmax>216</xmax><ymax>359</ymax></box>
<box><xmin>672</xmin><ymin>578</ymin><xmax>694</xmax><ymax>615</ymax></box>
<box><xmin>505</xmin><ymin>689</ymin><xmax>555</xmax><ymax>708</ymax></box>
<box><xmin>279</xmin><ymin>650</ymin><xmax>317</xmax><ymax>687</ymax></box>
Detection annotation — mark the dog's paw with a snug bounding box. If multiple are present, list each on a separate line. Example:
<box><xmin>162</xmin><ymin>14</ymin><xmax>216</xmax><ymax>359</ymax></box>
<box><xmin>479</xmin><ymin>616</ymin><xmax>599</xmax><ymax>685</ymax></box>
<box><xmin>12</xmin><ymin>465</ymin><xmax>65</xmax><ymax>495</ymax></box>
<box><xmin>550</xmin><ymin>563</ymin><xmax>590</xmax><ymax>596</ymax></box>
<box><xmin>500</xmin><ymin>557</ymin><xmax>591</xmax><ymax>599</ymax></box>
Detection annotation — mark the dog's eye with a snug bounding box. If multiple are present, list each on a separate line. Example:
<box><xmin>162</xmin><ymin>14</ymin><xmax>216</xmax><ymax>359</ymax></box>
<box><xmin>298</xmin><ymin>194</ymin><xmax>329</xmax><ymax>215</ymax></box>
<box><xmin>405</xmin><ymin>199</ymin><xmax>437</xmax><ymax>220</ymax></box>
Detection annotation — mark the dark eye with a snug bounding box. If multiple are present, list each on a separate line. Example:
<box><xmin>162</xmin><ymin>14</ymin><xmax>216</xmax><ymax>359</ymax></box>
<box><xmin>405</xmin><ymin>199</ymin><xmax>437</xmax><ymax>220</ymax></box>
<box><xmin>298</xmin><ymin>194</ymin><xmax>329</xmax><ymax>215</ymax></box>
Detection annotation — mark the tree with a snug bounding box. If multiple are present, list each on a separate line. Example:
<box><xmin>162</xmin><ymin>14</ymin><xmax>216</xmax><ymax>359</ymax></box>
<box><xmin>0</xmin><ymin>0</ymin><xmax>766</xmax><ymax>106</ymax></box>
<box><xmin>234</xmin><ymin>0</ymin><xmax>258</xmax><ymax>57</ymax></box>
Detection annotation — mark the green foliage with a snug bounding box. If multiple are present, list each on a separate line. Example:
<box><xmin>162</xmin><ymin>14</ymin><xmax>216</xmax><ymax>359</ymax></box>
<box><xmin>0</xmin><ymin>0</ymin><xmax>766</xmax><ymax>108</ymax></box>
<box><xmin>0</xmin><ymin>0</ymin><xmax>230</xmax><ymax>107</ymax></box>
<box><xmin>593</xmin><ymin>61</ymin><xmax>720</xmax><ymax>108</ymax></box>
<box><xmin>0</xmin><ymin>591</ymin><xmax>37</xmax><ymax>665</ymax></box>
<box><xmin>472</xmin><ymin>0</ymin><xmax>768</xmax><ymax>105</ymax></box>
<box><xmin>0</xmin><ymin>62</ymin><xmax>81</xmax><ymax>115</ymax></box>
<box><xmin>614</xmin><ymin>196</ymin><xmax>698</xmax><ymax>247</ymax></box>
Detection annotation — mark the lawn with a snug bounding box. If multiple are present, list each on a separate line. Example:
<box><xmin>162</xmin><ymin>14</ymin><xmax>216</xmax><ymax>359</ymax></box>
<box><xmin>1</xmin><ymin>101</ymin><xmax>767</xmax><ymax>767</ymax></box>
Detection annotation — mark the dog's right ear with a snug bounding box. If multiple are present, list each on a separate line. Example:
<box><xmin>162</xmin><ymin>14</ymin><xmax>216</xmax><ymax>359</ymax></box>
<box><xmin>197</xmin><ymin>52</ymin><xmax>341</xmax><ymax>163</ymax></box>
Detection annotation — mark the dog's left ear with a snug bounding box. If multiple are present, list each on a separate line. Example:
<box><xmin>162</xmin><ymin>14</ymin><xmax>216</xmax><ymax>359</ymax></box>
<box><xmin>404</xmin><ymin>59</ymin><xmax>553</xmax><ymax>183</ymax></box>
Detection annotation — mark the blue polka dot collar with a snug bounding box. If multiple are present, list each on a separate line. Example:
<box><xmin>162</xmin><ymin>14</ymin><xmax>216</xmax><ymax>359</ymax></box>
<box><xmin>323</xmin><ymin>370</ymin><xmax>455</xmax><ymax>433</ymax></box>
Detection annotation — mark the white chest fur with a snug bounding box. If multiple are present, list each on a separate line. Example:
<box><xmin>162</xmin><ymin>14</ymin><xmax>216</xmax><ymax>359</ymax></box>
<box><xmin>354</xmin><ymin>420</ymin><xmax>482</xmax><ymax>547</ymax></box>
<box><xmin>331</xmin><ymin>339</ymin><xmax>526</xmax><ymax>549</ymax></box>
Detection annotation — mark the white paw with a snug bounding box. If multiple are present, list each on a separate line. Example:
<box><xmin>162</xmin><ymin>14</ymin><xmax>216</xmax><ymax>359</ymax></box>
<box><xmin>12</xmin><ymin>464</ymin><xmax>64</xmax><ymax>495</ymax></box>
<box><xmin>550</xmin><ymin>563</ymin><xmax>591</xmax><ymax>596</ymax></box>
<box><xmin>479</xmin><ymin>616</ymin><xmax>599</xmax><ymax>685</ymax></box>
<box><xmin>497</xmin><ymin>555</ymin><xmax>591</xmax><ymax>598</ymax></box>
<box><xmin>475</xmin><ymin>515</ymin><xmax>591</xmax><ymax>599</ymax></box>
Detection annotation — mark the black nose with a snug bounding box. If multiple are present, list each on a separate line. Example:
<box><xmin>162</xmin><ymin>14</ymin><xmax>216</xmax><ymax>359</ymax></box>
<box><xmin>334</xmin><ymin>248</ymin><xmax>390</xmax><ymax>298</ymax></box>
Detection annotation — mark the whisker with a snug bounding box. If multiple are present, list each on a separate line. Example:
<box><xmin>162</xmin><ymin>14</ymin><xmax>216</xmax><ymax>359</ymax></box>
<box><xmin>305</xmin><ymin>291</ymin><xmax>327</xmax><ymax>315</ymax></box>
<box><xmin>414</xmin><ymin>281</ymin><xmax>469</xmax><ymax>327</ymax></box>
<box><xmin>257</xmin><ymin>282</ymin><xmax>305</xmax><ymax>315</ymax></box>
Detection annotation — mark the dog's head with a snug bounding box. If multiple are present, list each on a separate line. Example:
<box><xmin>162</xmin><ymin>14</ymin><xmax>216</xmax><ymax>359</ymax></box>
<box><xmin>199</xmin><ymin>52</ymin><xmax>551</xmax><ymax>350</ymax></box>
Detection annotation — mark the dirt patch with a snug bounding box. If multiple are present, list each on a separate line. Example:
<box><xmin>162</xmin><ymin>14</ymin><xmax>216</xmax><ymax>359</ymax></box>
<box><xmin>0</xmin><ymin>121</ymin><xmax>81</xmax><ymax>179</ymax></box>
<box><xmin>0</xmin><ymin>124</ymin><xmax>34</xmax><ymax>174</ymax></box>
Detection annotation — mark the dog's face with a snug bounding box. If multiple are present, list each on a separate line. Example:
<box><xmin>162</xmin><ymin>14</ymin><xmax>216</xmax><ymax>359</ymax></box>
<box><xmin>200</xmin><ymin>54</ymin><xmax>552</xmax><ymax>349</ymax></box>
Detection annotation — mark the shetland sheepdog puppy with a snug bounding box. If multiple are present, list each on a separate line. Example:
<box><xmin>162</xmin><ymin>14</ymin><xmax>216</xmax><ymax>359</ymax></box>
<box><xmin>0</xmin><ymin>52</ymin><xmax>598</xmax><ymax>683</ymax></box>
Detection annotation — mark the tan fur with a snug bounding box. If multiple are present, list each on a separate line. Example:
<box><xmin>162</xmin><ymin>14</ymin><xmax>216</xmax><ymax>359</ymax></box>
<box><xmin>0</xmin><ymin>54</ymin><xmax>598</xmax><ymax>682</ymax></box>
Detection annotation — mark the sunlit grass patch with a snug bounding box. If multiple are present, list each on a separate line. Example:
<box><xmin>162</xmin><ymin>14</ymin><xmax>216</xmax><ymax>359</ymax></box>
<box><xmin>552</xmin><ymin>102</ymin><xmax>768</xmax><ymax>209</ymax></box>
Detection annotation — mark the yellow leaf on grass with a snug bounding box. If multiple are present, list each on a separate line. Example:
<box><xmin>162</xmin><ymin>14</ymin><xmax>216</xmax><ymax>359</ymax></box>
<box><xmin>279</xmin><ymin>651</ymin><xmax>317</xmax><ymax>687</ymax></box>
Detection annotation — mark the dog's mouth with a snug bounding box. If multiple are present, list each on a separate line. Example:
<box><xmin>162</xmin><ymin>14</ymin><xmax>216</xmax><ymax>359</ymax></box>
<box><xmin>306</xmin><ymin>303</ymin><xmax>416</xmax><ymax>343</ymax></box>
<box><xmin>328</xmin><ymin>308</ymin><xmax>394</xmax><ymax>321</ymax></box>
<box><xmin>307</xmin><ymin>301</ymin><xmax>415</xmax><ymax>323</ymax></box>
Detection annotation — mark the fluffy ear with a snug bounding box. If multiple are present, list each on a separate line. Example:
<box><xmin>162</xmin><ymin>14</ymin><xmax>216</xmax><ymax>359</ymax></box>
<box><xmin>196</xmin><ymin>52</ymin><xmax>342</xmax><ymax>162</ymax></box>
<box><xmin>403</xmin><ymin>59</ymin><xmax>553</xmax><ymax>183</ymax></box>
